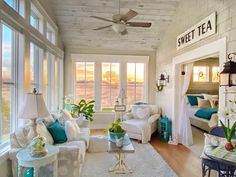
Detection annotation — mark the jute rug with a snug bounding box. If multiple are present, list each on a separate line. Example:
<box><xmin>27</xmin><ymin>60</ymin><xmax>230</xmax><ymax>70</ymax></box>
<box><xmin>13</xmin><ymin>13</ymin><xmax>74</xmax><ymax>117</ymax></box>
<box><xmin>81</xmin><ymin>141</ymin><xmax>177</xmax><ymax>177</ymax></box>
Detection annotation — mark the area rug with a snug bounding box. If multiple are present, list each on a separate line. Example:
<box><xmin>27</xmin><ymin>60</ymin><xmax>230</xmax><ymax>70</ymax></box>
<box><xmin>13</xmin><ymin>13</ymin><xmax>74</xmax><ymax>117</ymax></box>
<box><xmin>81</xmin><ymin>141</ymin><xmax>177</xmax><ymax>177</ymax></box>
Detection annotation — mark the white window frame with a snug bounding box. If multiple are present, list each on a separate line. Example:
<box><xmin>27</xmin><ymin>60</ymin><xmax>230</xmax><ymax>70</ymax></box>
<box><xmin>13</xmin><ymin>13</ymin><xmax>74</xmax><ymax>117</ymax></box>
<box><xmin>3</xmin><ymin>0</ymin><xmax>25</xmax><ymax>17</ymax></box>
<box><xmin>193</xmin><ymin>66</ymin><xmax>210</xmax><ymax>82</ymax></box>
<box><xmin>46</xmin><ymin>22</ymin><xmax>56</xmax><ymax>45</ymax></box>
<box><xmin>71</xmin><ymin>54</ymin><xmax>149</xmax><ymax>112</ymax></box>
<box><xmin>0</xmin><ymin>22</ymin><xmax>24</xmax><ymax>149</ymax></box>
<box><xmin>30</xmin><ymin>42</ymin><xmax>43</xmax><ymax>92</ymax></box>
<box><xmin>212</xmin><ymin>66</ymin><xmax>220</xmax><ymax>83</ymax></box>
<box><xmin>30</xmin><ymin>3</ymin><xmax>44</xmax><ymax>34</ymax></box>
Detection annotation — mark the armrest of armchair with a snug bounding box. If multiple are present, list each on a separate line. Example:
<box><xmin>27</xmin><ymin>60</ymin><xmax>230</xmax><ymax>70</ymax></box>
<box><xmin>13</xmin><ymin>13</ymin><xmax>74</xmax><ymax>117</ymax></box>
<box><xmin>148</xmin><ymin>113</ymin><xmax>161</xmax><ymax>124</ymax></box>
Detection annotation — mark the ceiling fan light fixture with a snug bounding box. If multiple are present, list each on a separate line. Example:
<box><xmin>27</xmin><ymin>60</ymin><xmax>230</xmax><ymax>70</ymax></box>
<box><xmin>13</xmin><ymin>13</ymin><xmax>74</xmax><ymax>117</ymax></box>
<box><xmin>112</xmin><ymin>23</ymin><xmax>126</xmax><ymax>33</ymax></box>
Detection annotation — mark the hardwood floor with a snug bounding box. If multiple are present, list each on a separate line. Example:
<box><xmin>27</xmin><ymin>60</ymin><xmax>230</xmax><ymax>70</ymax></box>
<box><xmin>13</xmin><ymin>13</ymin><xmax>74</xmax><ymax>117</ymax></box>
<box><xmin>150</xmin><ymin>134</ymin><xmax>202</xmax><ymax>177</ymax></box>
<box><xmin>91</xmin><ymin>129</ymin><xmax>202</xmax><ymax>177</ymax></box>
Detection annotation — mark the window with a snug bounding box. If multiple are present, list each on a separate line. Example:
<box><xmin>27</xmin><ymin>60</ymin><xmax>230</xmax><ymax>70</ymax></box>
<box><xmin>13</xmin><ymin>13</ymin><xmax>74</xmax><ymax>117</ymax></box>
<box><xmin>30</xmin><ymin>42</ymin><xmax>43</xmax><ymax>92</ymax></box>
<box><xmin>4</xmin><ymin>0</ymin><xmax>25</xmax><ymax>17</ymax></box>
<box><xmin>46</xmin><ymin>52</ymin><xmax>56</xmax><ymax>111</ymax></box>
<box><xmin>1</xmin><ymin>24</ymin><xmax>15</xmax><ymax>145</ymax></box>
<box><xmin>46</xmin><ymin>23</ymin><xmax>56</xmax><ymax>44</ymax></box>
<box><xmin>212</xmin><ymin>66</ymin><xmax>220</xmax><ymax>82</ymax></box>
<box><xmin>75</xmin><ymin>62</ymin><xmax>95</xmax><ymax>103</ymax></box>
<box><xmin>193</xmin><ymin>66</ymin><xmax>209</xmax><ymax>82</ymax></box>
<box><xmin>58</xmin><ymin>59</ymin><xmax>64</xmax><ymax>110</ymax></box>
<box><xmin>101</xmin><ymin>63</ymin><xmax>120</xmax><ymax>111</ymax></box>
<box><xmin>127</xmin><ymin>63</ymin><xmax>145</xmax><ymax>106</ymax></box>
<box><xmin>30</xmin><ymin>3</ymin><xmax>43</xmax><ymax>34</ymax></box>
<box><xmin>73</xmin><ymin>55</ymin><xmax>148</xmax><ymax>112</ymax></box>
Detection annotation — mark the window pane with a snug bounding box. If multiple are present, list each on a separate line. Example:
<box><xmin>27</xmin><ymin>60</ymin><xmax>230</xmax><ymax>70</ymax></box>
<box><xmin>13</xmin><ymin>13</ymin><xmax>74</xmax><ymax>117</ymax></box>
<box><xmin>1</xmin><ymin>24</ymin><xmax>14</xmax><ymax>143</ymax></box>
<box><xmin>4</xmin><ymin>0</ymin><xmax>24</xmax><ymax>17</ymax></box>
<box><xmin>75</xmin><ymin>62</ymin><xmax>95</xmax><ymax>103</ymax></box>
<box><xmin>101</xmin><ymin>63</ymin><xmax>119</xmax><ymax>111</ymax></box>
<box><xmin>30</xmin><ymin>43</ymin><xmax>35</xmax><ymax>86</ymax></box>
<box><xmin>212</xmin><ymin>66</ymin><xmax>220</xmax><ymax>82</ymax></box>
<box><xmin>127</xmin><ymin>63</ymin><xmax>145</xmax><ymax>107</ymax></box>
<box><xmin>193</xmin><ymin>66</ymin><xmax>209</xmax><ymax>82</ymax></box>
<box><xmin>4</xmin><ymin>0</ymin><xmax>16</xmax><ymax>9</ymax></box>
<box><xmin>30</xmin><ymin>15</ymin><xmax>38</xmax><ymax>29</ymax></box>
<box><xmin>2</xmin><ymin>25</ymin><xmax>13</xmax><ymax>82</ymax></box>
<box><xmin>1</xmin><ymin>84</ymin><xmax>12</xmax><ymax>142</ymax></box>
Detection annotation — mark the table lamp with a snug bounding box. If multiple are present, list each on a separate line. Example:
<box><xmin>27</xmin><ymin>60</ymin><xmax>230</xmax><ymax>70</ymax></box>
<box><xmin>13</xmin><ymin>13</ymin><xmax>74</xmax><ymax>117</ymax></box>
<box><xmin>19</xmin><ymin>88</ymin><xmax>50</xmax><ymax>137</ymax></box>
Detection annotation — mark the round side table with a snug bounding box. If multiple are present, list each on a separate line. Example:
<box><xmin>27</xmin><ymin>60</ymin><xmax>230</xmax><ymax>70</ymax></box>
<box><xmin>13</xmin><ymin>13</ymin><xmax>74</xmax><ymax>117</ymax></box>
<box><xmin>16</xmin><ymin>145</ymin><xmax>59</xmax><ymax>177</ymax></box>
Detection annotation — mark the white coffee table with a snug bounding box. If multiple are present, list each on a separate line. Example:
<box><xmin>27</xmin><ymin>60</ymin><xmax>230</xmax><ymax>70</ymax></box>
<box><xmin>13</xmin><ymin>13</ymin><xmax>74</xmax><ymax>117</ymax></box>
<box><xmin>108</xmin><ymin>135</ymin><xmax>135</xmax><ymax>174</ymax></box>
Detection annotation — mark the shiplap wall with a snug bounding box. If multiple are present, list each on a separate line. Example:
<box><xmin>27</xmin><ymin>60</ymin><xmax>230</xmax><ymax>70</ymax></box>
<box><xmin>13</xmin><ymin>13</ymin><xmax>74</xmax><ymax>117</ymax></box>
<box><xmin>156</xmin><ymin>0</ymin><xmax>236</xmax><ymax>118</ymax></box>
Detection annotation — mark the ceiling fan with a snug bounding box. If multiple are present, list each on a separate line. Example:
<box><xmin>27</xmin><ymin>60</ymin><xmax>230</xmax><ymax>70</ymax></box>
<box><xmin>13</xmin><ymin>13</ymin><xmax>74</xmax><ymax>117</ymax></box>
<box><xmin>90</xmin><ymin>0</ymin><xmax>152</xmax><ymax>35</ymax></box>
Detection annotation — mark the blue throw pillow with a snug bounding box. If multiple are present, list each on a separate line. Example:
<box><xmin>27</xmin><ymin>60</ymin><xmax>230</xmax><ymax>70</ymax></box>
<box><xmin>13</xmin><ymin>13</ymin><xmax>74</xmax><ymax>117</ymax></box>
<box><xmin>47</xmin><ymin>120</ymin><xmax>67</xmax><ymax>144</ymax></box>
<box><xmin>187</xmin><ymin>95</ymin><xmax>204</xmax><ymax>106</ymax></box>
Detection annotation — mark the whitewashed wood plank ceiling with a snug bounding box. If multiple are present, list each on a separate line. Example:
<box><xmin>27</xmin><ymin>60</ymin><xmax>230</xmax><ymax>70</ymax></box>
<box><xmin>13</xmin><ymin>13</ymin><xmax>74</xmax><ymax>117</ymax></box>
<box><xmin>50</xmin><ymin>0</ymin><xmax>179</xmax><ymax>50</ymax></box>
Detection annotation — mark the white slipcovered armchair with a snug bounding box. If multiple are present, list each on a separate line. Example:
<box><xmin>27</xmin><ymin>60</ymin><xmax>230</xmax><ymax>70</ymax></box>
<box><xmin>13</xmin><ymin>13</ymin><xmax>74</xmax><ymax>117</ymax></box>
<box><xmin>122</xmin><ymin>105</ymin><xmax>161</xmax><ymax>143</ymax></box>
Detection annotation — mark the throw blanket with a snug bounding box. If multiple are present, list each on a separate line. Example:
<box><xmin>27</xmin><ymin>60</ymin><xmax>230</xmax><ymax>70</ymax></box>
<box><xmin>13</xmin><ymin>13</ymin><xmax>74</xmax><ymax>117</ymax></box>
<box><xmin>195</xmin><ymin>108</ymin><xmax>218</xmax><ymax>120</ymax></box>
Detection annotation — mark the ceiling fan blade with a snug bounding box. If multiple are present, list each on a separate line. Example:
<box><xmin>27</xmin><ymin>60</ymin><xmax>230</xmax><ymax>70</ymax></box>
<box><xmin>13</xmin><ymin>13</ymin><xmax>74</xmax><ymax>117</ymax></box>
<box><xmin>121</xmin><ymin>29</ymin><xmax>128</xmax><ymax>35</ymax></box>
<box><xmin>126</xmin><ymin>22</ymin><xmax>152</xmax><ymax>28</ymax></box>
<box><xmin>90</xmin><ymin>16</ymin><xmax>114</xmax><ymax>23</ymax></box>
<box><xmin>121</xmin><ymin>10</ymin><xmax>138</xmax><ymax>22</ymax></box>
<box><xmin>93</xmin><ymin>25</ymin><xmax>112</xmax><ymax>30</ymax></box>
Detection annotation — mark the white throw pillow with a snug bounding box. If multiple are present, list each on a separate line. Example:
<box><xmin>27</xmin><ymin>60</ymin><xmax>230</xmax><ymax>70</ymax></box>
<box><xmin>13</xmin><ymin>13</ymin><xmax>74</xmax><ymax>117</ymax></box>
<box><xmin>132</xmin><ymin>105</ymin><xmax>151</xmax><ymax>119</ymax></box>
<box><xmin>65</xmin><ymin>120</ymin><xmax>80</xmax><ymax>141</ymax></box>
<box><xmin>202</xmin><ymin>94</ymin><xmax>219</xmax><ymax>108</ymax></box>
<box><xmin>197</xmin><ymin>97</ymin><xmax>211</xmax><ymax>108</ymax></box>
<box><xmin>37</xmin><ymin>122</ymin><xmax>54</xmax><ymax>145</ymax></box>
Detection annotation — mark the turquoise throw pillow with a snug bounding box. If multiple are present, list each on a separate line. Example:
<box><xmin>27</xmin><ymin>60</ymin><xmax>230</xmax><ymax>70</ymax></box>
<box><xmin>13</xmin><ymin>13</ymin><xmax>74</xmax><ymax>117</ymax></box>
<box><xmin>47</xmin><ymin>120</ymin><xmax>67</xmax><ymax>144</ymax></box>
<box><xmin>187</xmin><ymin>95</ymin><xmax>204</xmax><ymax>106</ymax></box>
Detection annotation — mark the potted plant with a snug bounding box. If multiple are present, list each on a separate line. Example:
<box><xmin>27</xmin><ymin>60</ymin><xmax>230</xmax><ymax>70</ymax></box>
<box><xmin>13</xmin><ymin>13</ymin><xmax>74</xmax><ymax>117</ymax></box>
<box><xmin>109</xmin><ymin>119</ymin><xmax>126</xmax><ymax>140</ymax></box>
<box><xmin>219</xmin><ymin>108</ymin><xmax>236</xmax><ymax>151</ymax></box>
<box><xmin>71</xmin><ymin>99</ymin><xmax>95</xmax><ymax>122</ymax></box>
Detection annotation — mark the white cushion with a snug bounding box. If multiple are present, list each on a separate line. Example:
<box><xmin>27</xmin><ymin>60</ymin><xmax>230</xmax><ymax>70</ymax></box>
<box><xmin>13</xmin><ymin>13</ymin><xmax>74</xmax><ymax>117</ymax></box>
<box><xmin>36</xmin><ymin>121</ymin><xmax>54</xmax><ymax>145</ymax></box>
<box><xmin>197</xmin><ymin>97</ymin><xmax>211</xmax><ymax>108</ymax></box>
<box><xmin>65</xmin><ymin>120</ymin><xmax>80</xmax><ymax>141</ymax></box>
<box><xmin>122</xmin><ymin>119</ymin><xmax>144</xmax><ymax>134</ymax></box>
<box><xmin>202</xmin><ymin>94</ymin><xmax>219</xmax><ymax>108</ymax></box>
<box><xmin>132</xmin><ymin>105</ymin><xmax>151</xmax><ymax>119</ymax></box>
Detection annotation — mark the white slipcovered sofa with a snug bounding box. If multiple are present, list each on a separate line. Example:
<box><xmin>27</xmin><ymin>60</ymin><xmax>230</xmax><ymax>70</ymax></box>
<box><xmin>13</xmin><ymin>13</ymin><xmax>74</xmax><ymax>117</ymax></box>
<box><xmin>9</xmin><ymin>116</ymin><xmax>90</xmax><ymax>177</ymax></box>
<box><xmin>122</xmin><ymin>105</ymin><xmax>161</xmax><ymax>143</ymax></box>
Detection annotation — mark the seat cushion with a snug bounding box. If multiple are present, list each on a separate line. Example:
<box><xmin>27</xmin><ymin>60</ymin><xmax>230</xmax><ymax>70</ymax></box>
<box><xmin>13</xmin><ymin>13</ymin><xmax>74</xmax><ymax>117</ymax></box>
<box><xmin>122</xmin><ymin>119</ymin><xmax>143</xmax><ymax>134</ymax></box>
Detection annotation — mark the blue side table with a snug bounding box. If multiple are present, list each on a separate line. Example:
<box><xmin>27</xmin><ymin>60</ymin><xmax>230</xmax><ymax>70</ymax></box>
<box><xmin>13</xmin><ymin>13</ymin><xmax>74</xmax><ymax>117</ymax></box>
<box><xmin>16</xmin><ymin>145</ymin><xmax>59</xmax><ymax>177</ymax></box>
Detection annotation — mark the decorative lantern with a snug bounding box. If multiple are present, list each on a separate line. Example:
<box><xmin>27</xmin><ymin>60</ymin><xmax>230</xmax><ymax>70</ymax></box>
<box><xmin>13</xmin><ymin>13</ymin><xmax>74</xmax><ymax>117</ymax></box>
<box><xmin>220</xmin><ymin>53</ymin><xmax>236</xmax><ymax>87</ymax></box>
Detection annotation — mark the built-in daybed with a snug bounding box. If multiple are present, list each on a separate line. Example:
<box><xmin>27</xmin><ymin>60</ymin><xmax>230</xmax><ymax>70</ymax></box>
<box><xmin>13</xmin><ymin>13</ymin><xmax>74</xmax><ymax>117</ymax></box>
<box><xmin>186</xmin><ymin>93</ymin><xmax>219</xmax><ymax>132</ymax></box>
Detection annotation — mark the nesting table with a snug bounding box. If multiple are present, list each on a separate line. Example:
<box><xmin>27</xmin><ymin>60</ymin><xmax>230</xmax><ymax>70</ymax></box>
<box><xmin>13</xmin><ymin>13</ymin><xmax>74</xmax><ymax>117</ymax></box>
<box><xmin>108</xmin><ymin>135</ymin><xmax>135</xmax><ymax>174</ymax></box>
<box><xmin>205</xmin><ymin>146</ymin><xmax>236</xmax><ymax>177</ymax></box>
<box><xmin>16</xmin><ymin>145</ymin><xmax>59</xmax><ymax>177</ymax></box>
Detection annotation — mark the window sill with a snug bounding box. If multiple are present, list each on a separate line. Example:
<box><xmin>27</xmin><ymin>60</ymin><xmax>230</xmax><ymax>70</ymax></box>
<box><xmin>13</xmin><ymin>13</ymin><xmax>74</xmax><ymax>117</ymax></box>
<box><xmin>0</xmin><ymin>145</ymin><xmax>10</xmax><ymax>165</ymax></box>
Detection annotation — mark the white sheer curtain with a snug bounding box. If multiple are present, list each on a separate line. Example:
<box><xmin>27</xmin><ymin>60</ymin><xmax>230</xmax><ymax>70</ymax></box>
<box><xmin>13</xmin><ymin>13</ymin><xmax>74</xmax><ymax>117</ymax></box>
<box><xmin>178</xmin><ymin>63</ymin><xmax>194</xmax><ymax>146</ymax></box>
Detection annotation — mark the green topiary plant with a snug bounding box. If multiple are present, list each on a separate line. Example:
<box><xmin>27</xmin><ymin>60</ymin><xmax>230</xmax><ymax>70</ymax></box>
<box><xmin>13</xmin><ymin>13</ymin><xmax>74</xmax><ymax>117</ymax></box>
<box><xmin>71</xmin><ymin>99</ymin><xmax>95</xmax><ymax>122</ymax></box>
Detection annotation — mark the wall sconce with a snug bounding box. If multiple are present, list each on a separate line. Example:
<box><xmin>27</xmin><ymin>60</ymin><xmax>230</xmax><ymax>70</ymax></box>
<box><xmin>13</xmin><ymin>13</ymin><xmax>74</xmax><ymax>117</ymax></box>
<box><xmin>220</xmin><ymin>53</ymin><xmax>236</xmax><ymax>87</ymax></box>
<box><xmin>155</xmin><ymin>72</ymin><xmax>170</xmax><ymax>92</ymax></box>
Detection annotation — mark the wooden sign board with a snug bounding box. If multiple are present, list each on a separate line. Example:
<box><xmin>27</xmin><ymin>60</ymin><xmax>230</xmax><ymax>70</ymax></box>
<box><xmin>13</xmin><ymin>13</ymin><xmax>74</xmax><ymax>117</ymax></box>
<box><xmin>177</xmin><ymin>12</ymin><xmax>216</xmax><ymax>50</ymax></box>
